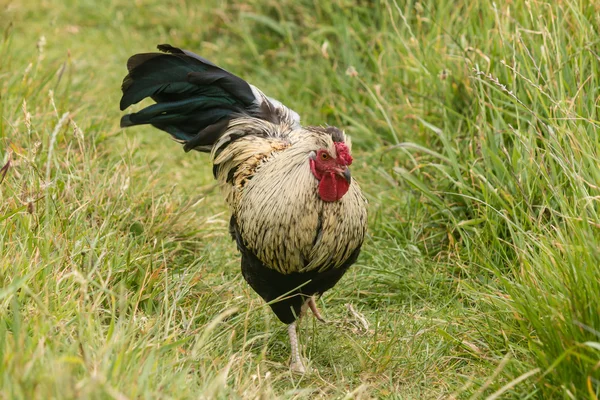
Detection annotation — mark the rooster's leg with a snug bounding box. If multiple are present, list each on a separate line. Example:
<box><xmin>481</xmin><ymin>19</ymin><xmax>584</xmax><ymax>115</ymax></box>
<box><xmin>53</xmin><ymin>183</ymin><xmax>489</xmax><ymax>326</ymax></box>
<box><xmin>308</xmin><ymin>296</ymin><xmax>326</xmax><ymax>323</ymax></box>
<box><xmin>287</xmin><ymin>322</ymin><xmax>306</xmax><ymax>373</ymax></box>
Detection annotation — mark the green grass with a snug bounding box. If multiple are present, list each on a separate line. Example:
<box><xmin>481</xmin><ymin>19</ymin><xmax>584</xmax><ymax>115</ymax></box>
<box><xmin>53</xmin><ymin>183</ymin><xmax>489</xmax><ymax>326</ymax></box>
<box><xmin>1</xmin><ymin>0</ymin><xmax>600</xmax><ymax>398</ymax></box>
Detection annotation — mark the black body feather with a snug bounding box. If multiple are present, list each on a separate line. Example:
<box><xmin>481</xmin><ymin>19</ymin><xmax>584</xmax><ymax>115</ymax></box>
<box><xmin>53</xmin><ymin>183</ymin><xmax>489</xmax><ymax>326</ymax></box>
<box><xmin>230</xmin><ymin>216</ymin><xmax>361</xmax><ymax>324</ymax></box>
<box><xmin>120</xmin><ymin>44</ymin><xmax>257</xmax><ymax>151</ymax></box>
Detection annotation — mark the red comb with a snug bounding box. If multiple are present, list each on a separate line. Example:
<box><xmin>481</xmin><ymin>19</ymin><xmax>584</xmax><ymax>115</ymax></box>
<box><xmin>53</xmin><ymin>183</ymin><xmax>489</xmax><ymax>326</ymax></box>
<box><xmin>334</xmin><ymin>142</ymin><xmax>353</xmax><ymax>166</ymax></box>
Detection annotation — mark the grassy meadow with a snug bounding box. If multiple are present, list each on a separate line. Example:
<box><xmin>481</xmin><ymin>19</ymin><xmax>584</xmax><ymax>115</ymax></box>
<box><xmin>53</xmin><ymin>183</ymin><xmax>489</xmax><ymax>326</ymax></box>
<box><xmin>1</xmin><ymin>0</ymin><xmax>600</xmax><ymax>398</ymax></box>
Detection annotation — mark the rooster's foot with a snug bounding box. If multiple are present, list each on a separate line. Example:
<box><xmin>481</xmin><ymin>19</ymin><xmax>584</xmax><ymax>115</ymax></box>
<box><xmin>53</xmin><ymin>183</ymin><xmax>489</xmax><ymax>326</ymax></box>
<box><xmin>287</xmin><ymin>322</ymin><xmax>307</xmax><ymax>374</ymax></box>
<box><xmin>290</xmin><ymin>360</ymin><xmax>306</xmax><ymax>374</ymax></box>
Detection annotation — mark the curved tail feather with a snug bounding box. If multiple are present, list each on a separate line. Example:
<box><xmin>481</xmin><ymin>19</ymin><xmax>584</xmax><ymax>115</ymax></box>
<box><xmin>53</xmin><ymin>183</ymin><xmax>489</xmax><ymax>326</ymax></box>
<box><xmin>119</xmin><ymin>44</ymin><xmax>300</xmax><ymax>152</ymax></box>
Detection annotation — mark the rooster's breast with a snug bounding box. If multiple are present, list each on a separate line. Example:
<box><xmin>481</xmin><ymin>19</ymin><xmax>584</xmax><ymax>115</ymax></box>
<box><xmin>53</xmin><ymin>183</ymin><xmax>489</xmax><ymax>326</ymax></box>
<box><xmin>234</xmin><ymin>154</ymin><xmax>367</xmax><ymax>275</ymax></box>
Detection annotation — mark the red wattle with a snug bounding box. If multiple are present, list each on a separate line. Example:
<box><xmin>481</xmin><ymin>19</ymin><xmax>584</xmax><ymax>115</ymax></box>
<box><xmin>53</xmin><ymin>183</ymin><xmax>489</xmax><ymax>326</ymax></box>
<box><xmin>318</xmin><ymin>172</ymin><xmax>350</xmax><ymax>202</ymax></box>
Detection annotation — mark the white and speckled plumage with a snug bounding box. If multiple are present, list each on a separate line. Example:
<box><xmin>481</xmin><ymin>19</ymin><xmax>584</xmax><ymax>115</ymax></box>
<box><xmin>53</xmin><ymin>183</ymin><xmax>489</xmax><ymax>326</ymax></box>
<box><xmin>212</xmin><ymin>116</ymin><xmax>367</xmax><ymax>275</ymax></box>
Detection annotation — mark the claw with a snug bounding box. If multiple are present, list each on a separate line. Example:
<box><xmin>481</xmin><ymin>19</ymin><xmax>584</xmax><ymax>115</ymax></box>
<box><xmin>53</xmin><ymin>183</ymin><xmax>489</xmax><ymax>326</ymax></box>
<box><xmin>308</xmin><ymin>296</ymin><xmax>326</xmax><ymax>323</ymax></box>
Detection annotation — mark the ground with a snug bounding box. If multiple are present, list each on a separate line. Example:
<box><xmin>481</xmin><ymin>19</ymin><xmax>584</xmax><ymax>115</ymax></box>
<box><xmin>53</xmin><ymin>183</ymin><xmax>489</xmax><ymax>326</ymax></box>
<box><xmin>1</xmin><ymin>0</ymin><xmax>599</xmax><ymax>398</ymax></box>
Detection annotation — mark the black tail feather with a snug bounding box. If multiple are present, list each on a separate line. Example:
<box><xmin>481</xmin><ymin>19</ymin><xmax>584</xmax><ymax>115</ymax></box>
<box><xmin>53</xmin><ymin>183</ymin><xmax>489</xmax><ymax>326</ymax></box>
<box><xmin>119</xmin><ymin>44</ymin><xmax>257</xmax><ymax>151</ymax></box>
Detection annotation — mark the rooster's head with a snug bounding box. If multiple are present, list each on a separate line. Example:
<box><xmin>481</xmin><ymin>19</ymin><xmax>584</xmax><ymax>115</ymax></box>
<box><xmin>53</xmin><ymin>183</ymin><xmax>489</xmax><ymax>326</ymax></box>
<box><xmin>309</xmin><ymin>129</ymin><xmax>353</xmax><ymax>202</ymax></box>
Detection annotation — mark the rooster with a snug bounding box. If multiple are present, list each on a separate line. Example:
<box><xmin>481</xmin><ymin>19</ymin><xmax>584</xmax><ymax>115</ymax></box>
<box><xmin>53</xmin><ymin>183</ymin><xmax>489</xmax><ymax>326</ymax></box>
<box><xmin>119</xmin><ymin>44</ymin><xmax>368</xmax><ymax>373</ymax></box>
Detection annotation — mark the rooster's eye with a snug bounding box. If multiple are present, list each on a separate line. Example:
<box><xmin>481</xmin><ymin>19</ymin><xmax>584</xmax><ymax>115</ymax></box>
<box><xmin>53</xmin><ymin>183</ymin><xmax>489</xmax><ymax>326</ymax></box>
<box><xmin>321</xmin><ymin>152</ymin><xmax>330</xmax><ymax>160</ymax></box>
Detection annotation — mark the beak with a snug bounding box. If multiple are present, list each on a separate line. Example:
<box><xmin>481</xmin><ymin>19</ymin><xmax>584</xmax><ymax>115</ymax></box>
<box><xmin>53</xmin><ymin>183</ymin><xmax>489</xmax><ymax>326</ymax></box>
<box><xmin>338</xmin><ymin>167</ymin><xmax>351</xmax><ymax>185</ymax></box>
